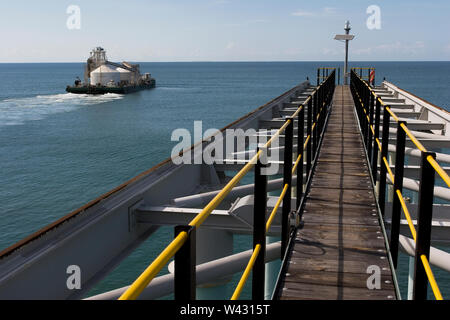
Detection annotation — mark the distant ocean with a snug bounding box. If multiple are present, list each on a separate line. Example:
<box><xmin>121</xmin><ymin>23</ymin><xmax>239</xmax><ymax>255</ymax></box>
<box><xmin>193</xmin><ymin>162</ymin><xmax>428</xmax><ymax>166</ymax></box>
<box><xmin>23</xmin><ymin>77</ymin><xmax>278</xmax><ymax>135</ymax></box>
<box><xmin>0</xmin><ymin>61</ymin><xmax>449</xmax><ymax>299</ymax></box>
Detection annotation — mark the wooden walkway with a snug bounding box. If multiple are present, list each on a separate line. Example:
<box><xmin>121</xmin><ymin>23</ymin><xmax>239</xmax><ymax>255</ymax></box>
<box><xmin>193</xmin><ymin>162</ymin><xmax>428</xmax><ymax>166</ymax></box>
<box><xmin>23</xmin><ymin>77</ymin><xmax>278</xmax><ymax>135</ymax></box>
<box><xmin>278</xmin><ymin>85</ymin><xmax>397</xmax><ymax>300</ymax></box>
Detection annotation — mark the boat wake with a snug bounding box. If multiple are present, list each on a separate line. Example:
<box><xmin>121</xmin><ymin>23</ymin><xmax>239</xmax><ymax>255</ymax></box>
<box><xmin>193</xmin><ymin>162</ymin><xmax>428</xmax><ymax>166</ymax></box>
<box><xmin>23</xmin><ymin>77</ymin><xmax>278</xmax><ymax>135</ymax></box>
<box><xmin>157</xmin><ymin>86</ymin><xmax>199</xmax><ymax>91</ymax></box>
<box><xmin>0</xmin><ymin>93</ymin><xmax>124</xmax><ymax>127</ymax></box>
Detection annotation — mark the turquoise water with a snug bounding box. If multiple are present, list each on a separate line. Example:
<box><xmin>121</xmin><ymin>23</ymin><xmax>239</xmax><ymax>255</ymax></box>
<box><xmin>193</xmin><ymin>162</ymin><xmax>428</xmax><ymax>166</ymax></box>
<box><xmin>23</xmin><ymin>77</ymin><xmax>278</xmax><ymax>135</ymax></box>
<box><xmin>0</xmin><ymin>62</ymin><xmax>449</xmax><ymax>299</ymax></box>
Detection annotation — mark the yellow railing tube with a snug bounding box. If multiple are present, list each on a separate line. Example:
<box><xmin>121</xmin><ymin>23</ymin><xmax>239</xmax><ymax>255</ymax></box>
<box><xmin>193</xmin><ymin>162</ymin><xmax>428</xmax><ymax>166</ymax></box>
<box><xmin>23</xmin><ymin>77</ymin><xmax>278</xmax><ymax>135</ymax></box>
<box><xmin>231</xmin><ymin>244</ymin><xmax>261</xmax><ymax>300</ymax></box>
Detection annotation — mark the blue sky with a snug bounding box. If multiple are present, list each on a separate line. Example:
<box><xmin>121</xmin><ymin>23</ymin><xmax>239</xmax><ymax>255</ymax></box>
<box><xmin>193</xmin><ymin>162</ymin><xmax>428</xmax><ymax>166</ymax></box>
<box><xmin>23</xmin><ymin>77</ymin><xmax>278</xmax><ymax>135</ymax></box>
<box><xmin>1</xmin><ymin>0</ymin><xmax>449</xmax><ymax>62</ymax></box>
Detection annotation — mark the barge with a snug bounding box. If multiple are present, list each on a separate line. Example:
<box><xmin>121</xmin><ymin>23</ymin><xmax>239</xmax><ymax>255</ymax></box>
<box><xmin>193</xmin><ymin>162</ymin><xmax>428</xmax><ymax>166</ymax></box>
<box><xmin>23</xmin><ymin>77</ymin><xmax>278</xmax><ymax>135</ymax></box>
<box><xmin>66</xmin><ymin>47</ymin><xmax>155</xmax><ymax>95</ymax></box>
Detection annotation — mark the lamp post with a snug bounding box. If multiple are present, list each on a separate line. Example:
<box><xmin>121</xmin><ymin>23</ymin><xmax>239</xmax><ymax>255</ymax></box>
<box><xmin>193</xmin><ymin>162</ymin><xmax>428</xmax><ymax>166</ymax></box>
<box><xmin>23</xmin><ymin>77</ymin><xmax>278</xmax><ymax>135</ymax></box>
<box><xmin>334</xmin><ymin>21</ymin><xmax>355</xmax><ymax>85</ymax></box>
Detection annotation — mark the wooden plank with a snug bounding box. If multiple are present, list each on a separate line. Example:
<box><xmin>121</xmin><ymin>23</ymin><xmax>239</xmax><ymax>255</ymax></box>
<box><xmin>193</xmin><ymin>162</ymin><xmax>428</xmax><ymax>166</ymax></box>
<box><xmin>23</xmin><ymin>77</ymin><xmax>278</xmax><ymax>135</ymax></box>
<box><xmin>297</xmin><ymin>224</ymin><xmax>383</xmax><ymax>239</ymax></box>
<box><xmin>282</xmin><ymin>269</ymin><xmax>395</xmax><ymax>290</ymax></box>
<box><xmin>280</xmin><ymin>282</ymin><xmax>396</xmax><ymax>300</ymax></box>
<box><xmin>313</xmin><ymin>157</ymin><xmax>369</xmax><ymax>165</ymax></box>
<box><xmin>303</xmin><ymin>203</ymin><xmax>378</xmax><ymax>217</ymax></box>
<box><xmin>312</xmin><ymin>169</ymin><xmax>369</xmax><ymax>178</ymax></box>
<box><xmin>292</xmin><ymin>236</ymin><xmax>386</xmax><ymax>251</ymax></box>
<box><xmin>313</xmin><ymin>164</ymin><xmax>370</xmax><ymax>176</ymax></box>
<box><xmin>302</xmin><ymin>214</ymin><xmax>380</xmax><ymax>227</ymax></box>
<box><xmin>289</xmin><ymin>241</ymin><xmax>390</xmax><ymax>261</ymax></box>
<box><xmin>306</xmin><ymin>188</ymin><xmax>376</xmax><ymax>206</ymax></box>
<box><xmin>292</xmin><ymin>238</ymin><xmax>387</xmax><ymax>251</ymax></box>
<box><xmin>310</xmin><ymin>179</ymin><xmax>372</xmax><ymax>190</ymax></box>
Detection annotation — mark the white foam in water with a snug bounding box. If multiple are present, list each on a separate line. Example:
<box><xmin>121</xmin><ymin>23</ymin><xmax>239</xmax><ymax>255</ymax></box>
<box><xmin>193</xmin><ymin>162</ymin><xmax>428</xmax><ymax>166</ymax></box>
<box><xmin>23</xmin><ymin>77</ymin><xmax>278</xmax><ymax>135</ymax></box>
<box><xmin>0</xmin><ymin>93</ymin><xmax>124</xmax><ymax>126</ymax></box>
<box><xmin>157</xmin><ymin>86</ymin><xmax>198</xmax><ymax>91</ymax></box>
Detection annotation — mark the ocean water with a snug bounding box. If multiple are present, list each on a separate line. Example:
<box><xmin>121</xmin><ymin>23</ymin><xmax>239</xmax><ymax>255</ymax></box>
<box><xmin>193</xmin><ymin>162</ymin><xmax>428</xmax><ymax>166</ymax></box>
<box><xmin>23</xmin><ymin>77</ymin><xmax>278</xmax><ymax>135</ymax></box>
<box><xmin>0</xmin><ymin>61</ymin><xmax>449</xmax><ymax>299</ymax></box>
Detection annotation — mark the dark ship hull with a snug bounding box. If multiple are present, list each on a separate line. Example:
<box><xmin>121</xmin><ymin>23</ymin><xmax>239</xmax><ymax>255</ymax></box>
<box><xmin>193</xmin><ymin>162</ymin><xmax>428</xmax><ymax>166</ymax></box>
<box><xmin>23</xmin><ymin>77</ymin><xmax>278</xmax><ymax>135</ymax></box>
<box><xmin>66</xmin><ymin>79</ymin><xmax>156</xmax><ymax>95</ymax></box>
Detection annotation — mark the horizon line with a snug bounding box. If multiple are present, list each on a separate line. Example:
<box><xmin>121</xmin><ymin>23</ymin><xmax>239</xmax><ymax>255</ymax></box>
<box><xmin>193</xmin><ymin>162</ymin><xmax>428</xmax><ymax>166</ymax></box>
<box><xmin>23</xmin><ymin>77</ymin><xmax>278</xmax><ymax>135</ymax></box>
<box><xmin>0</xmin><ymin>60</ymin><xmax>449</xmax><ymax>64</ymax></box>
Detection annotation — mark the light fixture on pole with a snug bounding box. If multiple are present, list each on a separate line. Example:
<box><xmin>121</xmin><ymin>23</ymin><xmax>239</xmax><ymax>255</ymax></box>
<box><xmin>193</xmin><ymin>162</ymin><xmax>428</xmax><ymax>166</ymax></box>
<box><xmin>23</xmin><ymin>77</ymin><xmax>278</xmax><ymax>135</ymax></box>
<box><xmin>334</xmin><ymin>20</ymin><xmax>355</xmax><ymax>85</ymax></box>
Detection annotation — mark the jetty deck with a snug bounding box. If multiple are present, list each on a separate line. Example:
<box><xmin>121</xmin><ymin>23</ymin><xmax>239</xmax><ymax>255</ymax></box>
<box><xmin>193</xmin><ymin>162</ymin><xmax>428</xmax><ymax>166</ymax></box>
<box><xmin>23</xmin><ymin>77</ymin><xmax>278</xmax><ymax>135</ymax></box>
<box><xmin>278</xmin><ymin>85</ymin><xmax>397</xmax><ymax>300</ymax></box>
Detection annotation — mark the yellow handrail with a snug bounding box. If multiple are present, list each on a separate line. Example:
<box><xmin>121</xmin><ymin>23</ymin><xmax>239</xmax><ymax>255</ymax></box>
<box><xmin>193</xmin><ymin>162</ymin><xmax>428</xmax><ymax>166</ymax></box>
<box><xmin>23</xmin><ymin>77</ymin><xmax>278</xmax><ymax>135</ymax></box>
<box><xmin>396</xmin><ymin>190</ymin><xmax>417</xmax><ymax>241</ymax></box>
<box><xmin>385</xmin><ymin>106</ymin><xmax>400</xmax><ymax>122</ymax></box>
<box><xmin>383</xmin><ymin>156</ymin><xmax>395</xmax><ymax>184</ymax></box>
<box><xmin>421</xmin><ymin>255</ymin><xmax>444</xmax><ymax>300</ymax></box>
<box><xmin>188</xmin><ymin>149</ymin><xmax>263</xmax><ymax>228</ymax></box>
<box><xmin>118</xmin><ymin>231</ymin><xmax>188</xmax><ymax>300</ymax></box>
<box><xmin>396</xmin><ymin>187</ymin><xmax>443</xmax><ymax>300</ymax></box>
<box><xmin>427</xmin><ymin>156</ymin><xmax>450</xmax><ymax>188</ymax></box>
<box><xmin>231</xmin><ymin>244</ymin><xmax>261</xmax><ymax>300</ymax></box>
<box><xmin>292</xmin><ymin>153</ymin><xmax>302</xmax><ymax>175</ymax></box>
<box><xmin>396</xmin><ymin>190</ymin><xmax>443</xmax><ymax>300</ymax></box>
<box><xmin>375</xmin><ymin>137</ymin><xmax>382</xmax><ymax>152</ymax></box>
<box><xmin>266</xmin><ymin>184</ymin><xmax>289</xmax><ymax>232</ymax></box>
<box><xmin>400</xmin><ymin>123</ymin><xmax>427</xmax><ymax>153</ymax></box>
<box><xmin>368</xmin><ymin>117</ymin><xmax>376</xmax><ymax>135</ymax></box>
<box><xmin>303</xmin><ymin>135</ymin><xmax>311</xmax><ymax>149</ymax></box>
<box><xmin>291</xmin><ymin>104</ymin><xmax>305</xmax><ymax>119</ymax></box>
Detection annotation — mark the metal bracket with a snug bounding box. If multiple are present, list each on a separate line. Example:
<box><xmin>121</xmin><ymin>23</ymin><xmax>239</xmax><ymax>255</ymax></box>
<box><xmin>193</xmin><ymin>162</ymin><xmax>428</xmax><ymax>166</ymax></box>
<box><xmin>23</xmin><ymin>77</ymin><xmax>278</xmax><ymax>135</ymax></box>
<box><xmin>128</xmin><ymin>199</ymin><xmax>143</xmax><ymax>232</ymax></box>
<box><xmin>290</xmin><ymin>209</ymin><xmax>301</xmax><ymax>229</ymax></box>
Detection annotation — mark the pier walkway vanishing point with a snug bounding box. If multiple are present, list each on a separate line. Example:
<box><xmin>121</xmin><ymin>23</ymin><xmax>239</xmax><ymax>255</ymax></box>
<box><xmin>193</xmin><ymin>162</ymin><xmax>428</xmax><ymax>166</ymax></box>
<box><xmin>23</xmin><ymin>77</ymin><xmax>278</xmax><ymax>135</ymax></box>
<box><xmin>278</xmin><ymin>85</ymin><xmax>396</xmax><ymax>300</ymax></box>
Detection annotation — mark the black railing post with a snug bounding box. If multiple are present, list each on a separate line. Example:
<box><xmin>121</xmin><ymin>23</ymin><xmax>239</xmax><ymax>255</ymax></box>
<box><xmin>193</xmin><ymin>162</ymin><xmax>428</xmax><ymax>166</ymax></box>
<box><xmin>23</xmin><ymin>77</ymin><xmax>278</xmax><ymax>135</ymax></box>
<box><xmin>322</xmin><ymin>78</ymin><xmax>326</xmax><ymax>131</ymax></box>
<box><xmin>413</xmin><ymin>151</ymin><xmax>436</xmax><ymax>300</ymax></box>
<box><xmin>174</xmin><ymin>225</ymin><xmax>196</xmax><ymax>300</ymax></box>
<box><xmin>359</xmin><ymin>78</ymin><xmax>364</xmax><ymax>125</ymax></box>
<box><xmin>320</xmin><ymin>71</ymin><xmax>330</xmax><ymax>135</ymax></box>
<box><xmin>364</xmin><ymin>85</ymin><xmax>370</xmax><ymax>148</ymax></box>
<box><xmin>252</xmin><ymin>146</ymin><xmax>267</xmax><ymax>300</ymax></box>
<box><xmin>312</xmin><ymin>89</ymin><xmax>318</xmax><ymax>158</ymax></box>
<box><xmin>306</xmin><ymin>96</ymin><xmax>313</xmax><ymax>176</ymax></box>
<box><xmin>367</xmin><ymin>92</ymin><xmax>375</xmax><ymax>161</ymax></box>
<box><xmin>321</xmin><ymin>79</ymin><xmax>326</xmax><ymax>131</ymax></box>
<box><xmin>372</xmin><ymin>99</ymin><xmax>381</xmax><ymax>181</ymax></box>
<box><xmin>333</xmin><ymin>68</ymin><xmax>336</xmax><ymax>88</ymax></box>
<box><xmin>317</xmin><ymin>85</ymin><xmax>323</xmax><ymax>136</ymax></box>
<box><xmin>338</xmin><ymin>68</ymin><xmax>340</xmax><ymax>85</ymax></box>
<box><xmin>353</xmin><ymin>73</ymin><xmax>362</xmax><ymax>130</ymax></box>
<box><xmin>281</xmin><ymin>117</ymin><xmax>294</xmax><ymax>256</ymax></box>
<box><xmin>313</xmin><ymin>88</ymin><xmax>319</xmax><ymax>138</ymax></box>
<box><xmin>363</xmin><ymin>88</ymin><xmax>367</xmax><ymax>142</ymax></box>
<box><xmin>390</xmin><ymin>121</ymin><xmax>406</xmax><ymax>268</ymax></box>
<box><xmin>378</xmin><ymin>105</ymin><xmax>391</xmax><ymax>217</ymax></box>
<box><xmin>357</xmin><ymin>88</ymin><xmax>364</xmax><ymax>134</ymax></box>
<box><xmin>317</xmin><ymin>69</ymin><xmax>320</xmax><ymax>86</ymax></box>
<box><xmin>296</xmin><ymin>105</ymin><xmax>305</xmax><ymax>210</ymax></box>
<box><xmin>361</xmin><ymin>84</ymin><xmax>366</xmax><ymax>144</ymax></box>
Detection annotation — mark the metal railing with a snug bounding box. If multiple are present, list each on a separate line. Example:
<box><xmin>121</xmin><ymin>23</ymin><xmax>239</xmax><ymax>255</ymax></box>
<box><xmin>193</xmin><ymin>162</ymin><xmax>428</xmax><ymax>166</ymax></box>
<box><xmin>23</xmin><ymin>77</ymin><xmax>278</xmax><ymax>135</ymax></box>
<box><xmin>350</xmin><ymin>70</ymin><xmax>447</xmax><ymax>300</ymax></box>
<box><xmin>351</xmin><ymin>67</ymin><xmax>375</xmax><ymax>85</ymax></box>
<box><xmin>118</xmin><ymin>69</ymin><xmax>336</xmax><ymax>300</ymax></box>
<box><xmin>317</xmin><ymin>67</ymin><xmax>341</xmax><ymax>86</ymax></box>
